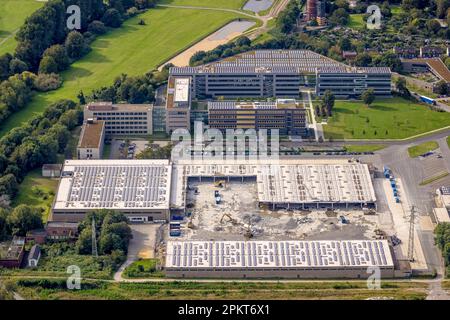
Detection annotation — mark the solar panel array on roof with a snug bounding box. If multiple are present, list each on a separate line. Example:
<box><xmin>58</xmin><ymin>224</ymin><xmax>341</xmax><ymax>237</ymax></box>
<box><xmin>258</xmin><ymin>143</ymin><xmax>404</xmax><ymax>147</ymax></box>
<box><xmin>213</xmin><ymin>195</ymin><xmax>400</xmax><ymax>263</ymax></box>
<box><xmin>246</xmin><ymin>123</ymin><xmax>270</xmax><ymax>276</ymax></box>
<box><xmin>166</xmin><ymin>240</ymin><xmax>394</xmax><ymax>269</ymax></box>
<box><xmin>169</xmin><ymin>50</ymin><xmax>391</xmax><ymax>76</ymax></box>
<box><xmin>440</xmin><ymin>186</ymin><xmax>450</xmax><ymax>195</ymax></box>
<box><xmin>65</xmin><ymin>164</ymin><xmax>169</xmax><ymax>209</ymax></box>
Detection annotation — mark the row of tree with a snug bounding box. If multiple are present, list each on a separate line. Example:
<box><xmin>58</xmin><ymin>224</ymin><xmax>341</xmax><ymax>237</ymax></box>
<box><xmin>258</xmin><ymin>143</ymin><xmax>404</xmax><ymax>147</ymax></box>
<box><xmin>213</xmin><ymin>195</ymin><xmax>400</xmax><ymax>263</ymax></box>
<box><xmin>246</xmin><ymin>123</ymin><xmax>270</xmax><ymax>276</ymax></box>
<box><xmin>0</xmin><ymin>99</ymin><xmax>82</xmax><ymax>205</ymax></box>
<box><xmin>84</xmin><ymin>66</ymin><xmax>171</xmax><ymax>104</ymax></box>
<box><xmin>76</xmin><ymin>210</ymin><xmax>132</xmax><ymax>257</ymax></box>
<box><xmin>434</xmin><ymin>222</ymin><xmax>450</xmax><ymax>275</ymax></box>
<box><xmin>0</xmin><ymin>205</ymin><xmax>44</xmax><ymax>239</ymax></box>
<box><xmin>0</xmin><ymin>0</ymin><xmax>157</xmax><ymax>128</ymax></box>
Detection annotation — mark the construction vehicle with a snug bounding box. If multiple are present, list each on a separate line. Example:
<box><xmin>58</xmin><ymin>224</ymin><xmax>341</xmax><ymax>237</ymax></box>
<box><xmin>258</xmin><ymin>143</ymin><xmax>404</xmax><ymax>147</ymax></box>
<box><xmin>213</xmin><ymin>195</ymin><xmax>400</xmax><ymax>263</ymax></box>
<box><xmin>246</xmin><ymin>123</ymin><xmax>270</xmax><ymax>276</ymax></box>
<box><xmin>214</xmin><ymin>180</ymin><xmax>226</xmax><ymax>188</ymax></box>
<box><xmin>244</xmin><ymin>216</ymin><xmax>253</xmax><ymax>239</ymax></box>
<box><xmin>220</xmin><ymin>213</ymin><xmax>238</xmax><ymax>225</ymax></box>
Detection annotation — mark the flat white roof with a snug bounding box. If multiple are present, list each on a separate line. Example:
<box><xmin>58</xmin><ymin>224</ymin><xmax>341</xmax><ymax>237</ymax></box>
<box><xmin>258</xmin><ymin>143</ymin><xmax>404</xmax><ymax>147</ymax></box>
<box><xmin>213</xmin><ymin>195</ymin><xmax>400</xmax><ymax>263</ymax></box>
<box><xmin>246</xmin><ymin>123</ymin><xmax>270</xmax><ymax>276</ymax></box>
<box><xmin>166</xmin><ymin>240</ymin><xmax>394</xmax><ymax>269</ymax></box>
<box><xmin>174</xmin><ymin>78</ymin><xmax>190</xmax><ymax>102</ymax></box>
<box><xmin>434</xmin><ymin>207</ymin><xmax>450</xmax><ymax>223</ymax></box>
<box><xmin>54</xmin><ymin>160</ymin><xmax>171</xmax><ymax>211</ymax></box>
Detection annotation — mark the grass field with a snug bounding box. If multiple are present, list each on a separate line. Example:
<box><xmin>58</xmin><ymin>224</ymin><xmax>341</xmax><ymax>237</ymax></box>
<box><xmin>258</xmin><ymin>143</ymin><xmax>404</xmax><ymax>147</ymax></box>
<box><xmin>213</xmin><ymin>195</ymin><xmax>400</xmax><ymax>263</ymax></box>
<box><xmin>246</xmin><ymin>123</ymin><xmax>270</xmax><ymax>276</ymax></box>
<box><xmin>344</xmin><ymin>144</ymin><xmax>386</xmax><ymax>153</ymax></box>
<box><xmin>123</xmin><ymin>259</ymin><xmax>164</xmax><ymax>278</ymax></box>
<box><xmin>159</xmin><ymin>0</ymin><xmax>247</xmax><ymax>9</ymax></box>
<box><xmin>0</xmin><ymin>0</ymin><xmax>43</xmax><ymax>56</ymax></box>
<box><xmin>0</xmin><ymin>7</ymin><xmax>245</xmax><ymax>137</ymax></box>
<box><xmin>407</xmin><ymin>141</ymin><xmax>439</xmax><ymax>158</ymax></box>
<box><xmin>10</xmin><ymin>279</ymin><xmax>428</xmax><ymax>300</ymax></box>
<box><xmin>11</xmin><ymin>169</ymin><xmax>59</xmax><ymax>222</ymax></box>
<box><xmin>348</xmin><ymin>14</ymin><xmax>365</xmax><ymax>30</ymax></box>
<box><xmin>323</xmin><ymin>98</ymin><xmax>450</xmax><ymax>140</ymax></box>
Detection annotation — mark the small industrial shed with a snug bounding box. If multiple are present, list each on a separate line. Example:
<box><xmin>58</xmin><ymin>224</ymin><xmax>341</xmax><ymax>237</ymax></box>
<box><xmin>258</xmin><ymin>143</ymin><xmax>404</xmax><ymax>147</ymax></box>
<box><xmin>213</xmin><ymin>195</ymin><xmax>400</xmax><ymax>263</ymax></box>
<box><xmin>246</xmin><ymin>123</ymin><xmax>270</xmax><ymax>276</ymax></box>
<box><xmin>42</xmin><ymin>164</ymin><xmax>63</xmax><ymax>178</ymax></box>
<box><xmin>28</xmin><ymin>245</ymin><xmax>41</xmax><ymax>268</ymax></box>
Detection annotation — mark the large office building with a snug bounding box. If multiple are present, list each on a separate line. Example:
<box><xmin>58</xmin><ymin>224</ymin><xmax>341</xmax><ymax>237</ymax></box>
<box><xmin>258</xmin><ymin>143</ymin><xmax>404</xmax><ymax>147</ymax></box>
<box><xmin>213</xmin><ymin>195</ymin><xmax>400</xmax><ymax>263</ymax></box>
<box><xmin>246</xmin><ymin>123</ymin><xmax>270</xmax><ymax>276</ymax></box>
<box><xmin>169</xmin><ymin>50</ymin><xmax>391</xmax><ymax>99</ymax></box>
<box><xmin>208</xmin><ymin>99</ymin><xmax>308</xmax><ymax>136</ymax></box>
<box><xmin>316</xmin><ymin>66</ymin><xmax>392</xmax><ymax>96</ymax></box>
<box><xmin>52</xmin><ymin>160</ymin><xmax>171</xmax><ymax>223</ymax></box>
<box><xmin>165</xmin><ymin>240</ymin><xmax>395</xmax><ymax>278</ymax></box>
<box><xmin>84</xmin><ymin>102</ymin><xmax>153</xmax><ymax>136</ymax></box>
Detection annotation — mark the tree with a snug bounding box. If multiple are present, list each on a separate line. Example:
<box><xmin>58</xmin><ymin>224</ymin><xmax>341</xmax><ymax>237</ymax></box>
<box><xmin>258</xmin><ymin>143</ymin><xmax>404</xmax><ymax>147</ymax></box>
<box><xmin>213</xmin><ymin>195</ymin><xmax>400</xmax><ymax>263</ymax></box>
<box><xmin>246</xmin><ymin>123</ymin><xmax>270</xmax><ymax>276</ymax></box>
<box><xmin>102</xmin><ymin>8</ymin><xmax>123</xmax><ymax>28</ymax></box>
<box><xmin>329</xmin><ymin>8</ymin><xmax>349</xmax><ymax>26</ymax></box>
<box><xmin>65</xmin><ymin>31</ymin><xmax>87</xmax><ymax>60</ymax></box>
<box><xmin>339</xmin><ymin>38</ymin><xmax>352</xmax><ymax>52</ymax></box>
<box><xmin>434</xmin><ymin>223</ymin><xmax>450</xmax><ymax>266</ymax></box>
<box><xmin>9</xmin><ymin>58</ymin><xmax>28</xmax><ymax>74</ymax></box>
<box><xmin>0</xmin><ymin>208</ymin><xmax>8</xmax><ymax>241</ymax></box>
<box><xmin>321</xmin><ymin>90</ymin><xmax>335</xmax><ymax>116</ymax></box>
<box><xmin>38</xmin><ymin>56</ymin><xmax>58</xmax><ymax>74</ymax></box>
<box><xmin>76</xmin><ymin>228</ymin><xmax>93</xmax><ymax>254</ymax></box>
<box><xmin>6</xmin><ymin>205</ymin><xmax>43</xmax><ymax>236</ymax></box>
<box><xmin>0</xmin><ymin>174</ymin><xmax>19</xmax><ymax>198</ymax></box>
<box><xmin>426</xmin><ymin>19</ymin><xmax>442</xmax><ymax>35</ymax></box>
<box><xmin>42</xmin><ymin>44</ymin><xmax>70</xmax><ymax>72</ymax></box>
<box><xmin>0</xmin><ymin>53</ymin><xmax>12</xmax><ymax>81</ymax></box>
<box><xmin>88</xmin><ymin>20</ymin><xmax>107</xmax><ymax>35</ymax></box>
<box><xmin>354</xmin><ymin>53</ymin><xmax>372</xmax><ymax>67</ymax></box>
<box><xmin>435</xmin><ymin>80</ymin><xmax>448</xmax><ymax>95</ymax></box>
<box><xmin>362</xmin><ymin>89</ymin><xmax>375</xmax><ymax>107</ymax></box>
<box><xmin>395</xmin><ymin>77</ymin><xmax>410</xmax><ymax>97</ymax></box>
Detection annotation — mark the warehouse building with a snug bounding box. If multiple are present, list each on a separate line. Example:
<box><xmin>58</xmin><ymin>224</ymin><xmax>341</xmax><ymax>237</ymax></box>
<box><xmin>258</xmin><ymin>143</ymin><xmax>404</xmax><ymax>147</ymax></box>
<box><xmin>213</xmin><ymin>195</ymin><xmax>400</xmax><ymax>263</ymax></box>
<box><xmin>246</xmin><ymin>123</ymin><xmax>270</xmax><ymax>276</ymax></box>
<box><xmin>52</xmin><ymin>160</ymin><xmax>171</xmax><ymax>222</ymax></box>
<box><xmin>52</xmin><ymin>159</ymin><xmax>376</xmax><ymax>222</ymax></box>
<box><xmin>84</xmin><ymin>102</ymin><xmax>153</xmax><ymax>136</ymax></box>
<box><xmin>165</xmin><ymin>240</ymin><xmax>395</xmax><ymax>279</ymax></box>
<box><xmin>77</xmin><ymin>119</ymin><xmax>105</xmax><ymax>160</ymax></box>
<box><xmin>171</xmin><ymin>159</ymin><xmax>377</xmax><ymax>212</ymax></box>
<box><xmin>208</xmin><ymin>99</ymin><xmax>308</xmax><ymax>136</ymax></box>
<box><xmin>169</xmin><ymin>50</ymin><xmax>391</xmax><ymax>99</ymax></box>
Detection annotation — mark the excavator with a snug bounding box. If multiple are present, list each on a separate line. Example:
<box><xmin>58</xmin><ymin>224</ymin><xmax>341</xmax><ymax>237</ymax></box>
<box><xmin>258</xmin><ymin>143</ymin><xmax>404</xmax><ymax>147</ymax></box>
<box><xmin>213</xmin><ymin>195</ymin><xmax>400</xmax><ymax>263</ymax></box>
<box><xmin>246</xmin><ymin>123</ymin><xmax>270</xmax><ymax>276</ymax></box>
<box><xmin>214</xmin><ymin>180</ymin><xmax>227</xmax><ymax>188</ymax></box>
<box><xmin>220</xmin><ymin>214</ymin><xmax>253</xmax><ymax>238</ymax></box>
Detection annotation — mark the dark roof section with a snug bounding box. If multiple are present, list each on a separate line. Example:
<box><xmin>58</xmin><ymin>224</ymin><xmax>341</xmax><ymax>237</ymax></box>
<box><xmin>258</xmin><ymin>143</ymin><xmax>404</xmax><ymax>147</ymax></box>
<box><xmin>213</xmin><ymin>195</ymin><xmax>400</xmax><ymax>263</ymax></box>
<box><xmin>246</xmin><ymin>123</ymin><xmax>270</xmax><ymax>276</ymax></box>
<box><xmin>28</xmin><ymin>245</ymin><xmax>41</xmax><ymax>260</ymax></box>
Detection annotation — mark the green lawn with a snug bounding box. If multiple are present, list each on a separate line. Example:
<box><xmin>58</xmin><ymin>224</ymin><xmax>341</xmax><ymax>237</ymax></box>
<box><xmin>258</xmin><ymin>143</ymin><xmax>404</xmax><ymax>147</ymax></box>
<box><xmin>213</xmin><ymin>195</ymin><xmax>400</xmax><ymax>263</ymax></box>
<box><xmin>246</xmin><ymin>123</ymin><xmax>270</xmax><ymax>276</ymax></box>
<box><xmin>0</xmin><ymin>7</ymin><xmax>245</xmax><ymax>137</ymax></box>
<box><xmin>344</xmin><ymin>144</ymin><xmax>386</xmax><ymax>153</ymax></box>
<box><xmin>123</xmin><ymin>259</ymin><xmax>164</xmax><ymax>278</ymax></box>
<box><xmin>0</xmin><ymin>0</ymin><xmax>43</xmax><ymax>56</ymax></box>
<box><xmin>348</xmin><ymin>14</ymin><xmax>365</xmax><ymax>30</ymax></box>
<box><xmin>408</xmin><ymin>141</ymin><xmax>439</xmax><ymax>158</ymax></box>
<box><xmin>323</xmin><ymin>98</ymin><xmax>450</xmax><ymax>140</ymax></box>
<box><xmin>158</xmin><ymin>0</ymin><xmax>247</xmax><ymax>9</ymax></box>
<box><xmin>11</xmin><ymin>169</ymin><xmax>59</xmax><ymax>222</ymax></box>
<box><xmin>12</xmin><ymin>279</ymin><xmax>428</xmax><ymax>300</ymax></box>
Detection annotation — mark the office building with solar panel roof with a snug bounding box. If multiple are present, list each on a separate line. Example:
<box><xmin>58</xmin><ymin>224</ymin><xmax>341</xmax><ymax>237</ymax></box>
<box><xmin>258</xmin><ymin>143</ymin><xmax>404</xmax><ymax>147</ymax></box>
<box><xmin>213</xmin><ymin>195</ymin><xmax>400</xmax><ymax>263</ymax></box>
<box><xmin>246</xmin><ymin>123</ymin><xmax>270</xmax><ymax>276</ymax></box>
<box><xmin>169</xmin><ymin>50</ymin><xmax>392</xmax><ymax>99</ymax></box>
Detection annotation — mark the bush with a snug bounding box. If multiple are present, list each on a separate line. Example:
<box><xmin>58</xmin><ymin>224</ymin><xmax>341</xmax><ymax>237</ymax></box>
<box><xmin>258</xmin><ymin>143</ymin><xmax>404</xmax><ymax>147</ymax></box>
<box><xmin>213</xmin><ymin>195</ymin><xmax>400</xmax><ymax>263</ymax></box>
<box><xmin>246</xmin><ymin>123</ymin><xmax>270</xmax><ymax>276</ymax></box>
<box><xmin>102</xmin><ymin>8</ymin><xmax>123</xmax><ymax>28</ymax></box>
<box><xmin>88</xmin><ymin>20</ymin><xmax>107</xmax><ymax>35</ymax></box>
<box><xmin>126</xmin><ymin>7</ymin><xmax>139</xmax><ymax>17</ymax></box>
<box><xmin>33</xmin><ymin>73</ymin><xmax>62</xmax><ymax>92</ymax></box>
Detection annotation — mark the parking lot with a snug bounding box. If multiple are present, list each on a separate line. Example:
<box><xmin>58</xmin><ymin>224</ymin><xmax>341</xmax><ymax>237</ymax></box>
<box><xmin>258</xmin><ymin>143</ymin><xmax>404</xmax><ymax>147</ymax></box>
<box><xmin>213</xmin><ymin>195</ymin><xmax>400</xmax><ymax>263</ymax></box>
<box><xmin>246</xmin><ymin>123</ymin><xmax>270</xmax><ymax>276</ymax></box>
<box><xmin>109</xmin><ymin>139</ymin><xmax>149</xmax><ymax>159</ymax></box>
